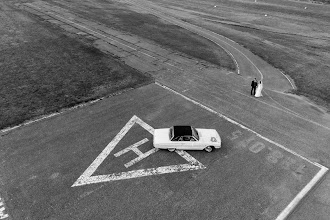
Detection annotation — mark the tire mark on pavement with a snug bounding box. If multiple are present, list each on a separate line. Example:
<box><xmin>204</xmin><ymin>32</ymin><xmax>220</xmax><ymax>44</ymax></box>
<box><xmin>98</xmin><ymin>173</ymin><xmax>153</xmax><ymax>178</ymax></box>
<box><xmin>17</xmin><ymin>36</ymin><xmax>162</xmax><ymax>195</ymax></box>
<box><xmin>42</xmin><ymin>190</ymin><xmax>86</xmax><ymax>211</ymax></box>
<box><xmin>234</xmin><ymin>90</ymin><xmax>330</xmax><ymax>131</ymax></box>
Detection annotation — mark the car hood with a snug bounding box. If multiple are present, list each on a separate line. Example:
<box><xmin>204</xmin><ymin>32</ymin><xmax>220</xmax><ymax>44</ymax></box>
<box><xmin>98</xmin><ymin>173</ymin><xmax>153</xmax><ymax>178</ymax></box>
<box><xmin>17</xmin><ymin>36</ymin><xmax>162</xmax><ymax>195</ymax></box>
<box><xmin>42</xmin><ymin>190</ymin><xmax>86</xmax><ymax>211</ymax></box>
<box><xmin>197</xmin><ymin>129</ymin><xmax>221</xmax><ymax>143</ymax></box>
<box><xmin>153</xmin><ymin>128</ymin><xmax>170</xmax><ymax>144</ymax></box>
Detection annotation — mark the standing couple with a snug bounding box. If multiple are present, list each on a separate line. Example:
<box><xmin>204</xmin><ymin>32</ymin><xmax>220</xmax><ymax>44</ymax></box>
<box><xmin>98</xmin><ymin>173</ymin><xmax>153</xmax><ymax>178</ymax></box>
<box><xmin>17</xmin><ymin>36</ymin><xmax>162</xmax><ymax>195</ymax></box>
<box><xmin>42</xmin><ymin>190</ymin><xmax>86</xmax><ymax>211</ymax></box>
<box><xmin>251</xmin><ymin>78</ymin><xmax>263</xmax><ymax>97</ymax></box>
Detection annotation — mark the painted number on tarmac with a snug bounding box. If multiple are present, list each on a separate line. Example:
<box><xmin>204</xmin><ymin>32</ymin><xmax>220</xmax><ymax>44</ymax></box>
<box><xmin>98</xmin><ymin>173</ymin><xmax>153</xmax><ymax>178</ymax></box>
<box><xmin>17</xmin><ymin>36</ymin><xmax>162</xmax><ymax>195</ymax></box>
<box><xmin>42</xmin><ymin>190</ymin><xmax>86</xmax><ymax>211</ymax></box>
<box><xmin>227</xmin><ymin>130</ymin><xmax>306</xmax><ymax>178</ymax></box>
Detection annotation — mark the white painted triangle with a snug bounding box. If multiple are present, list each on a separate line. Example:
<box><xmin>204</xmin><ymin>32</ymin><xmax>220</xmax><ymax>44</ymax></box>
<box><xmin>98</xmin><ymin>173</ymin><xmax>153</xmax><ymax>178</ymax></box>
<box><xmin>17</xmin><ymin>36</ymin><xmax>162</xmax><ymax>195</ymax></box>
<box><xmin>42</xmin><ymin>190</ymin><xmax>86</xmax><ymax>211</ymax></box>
<box><xmin>72</xmin><ymin>115</ymin><xmax>206</xmax><ymax>187</ymax></box>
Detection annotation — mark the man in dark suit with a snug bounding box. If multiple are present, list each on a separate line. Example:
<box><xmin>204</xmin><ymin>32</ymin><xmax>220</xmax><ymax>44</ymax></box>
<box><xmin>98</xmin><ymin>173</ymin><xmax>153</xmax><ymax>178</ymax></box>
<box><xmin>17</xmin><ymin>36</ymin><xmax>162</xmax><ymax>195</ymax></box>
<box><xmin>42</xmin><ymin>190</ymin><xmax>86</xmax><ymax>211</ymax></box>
<box><xmin>251</xmin><ymin>78</ymin><xmax>258</xmax><ymax>95</ymax></box>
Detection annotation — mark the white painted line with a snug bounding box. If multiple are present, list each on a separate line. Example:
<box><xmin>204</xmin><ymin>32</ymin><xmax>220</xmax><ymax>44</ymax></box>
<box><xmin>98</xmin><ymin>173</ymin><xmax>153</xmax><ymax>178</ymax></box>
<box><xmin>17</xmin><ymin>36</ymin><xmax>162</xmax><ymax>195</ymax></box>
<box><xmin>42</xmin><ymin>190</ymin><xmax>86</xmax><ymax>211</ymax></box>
<box><xmin>155</xmin><ymin>82</ymin><xmax>327</xmax><ymax>168</ymax></box>
<box><xmin>0</xmin><ymin>207</ymin><xmax>8</xmax><ymax>219</ymax></box>
<box><xmin>134</xmin><ymin>116</ymin><xmax>154</xmax><ymax>134</ymax></box>
<box><xmin>77</xmin><ymin>163</ymin><xmax>205</xmax><ymax>185</ymax></box>
<box><xmin>1</xmin><ymin>112</ymin><xmax>61</xmax><ymax>133</ymax></box>
<box><xmin>275</xmin><ymin>166</ymin><xmax>328</xmax><ymax>220</ymax></box>
<box><xmin>73</xmin><ymin>115</ymin><xmax>141</xmax><ymax>183</ymax></box>
<box><xmin>124</xmin><ymin>148</ymin><xmax>158</xmax><ymax>168</ymax></box>
<box><xmin>234</xmin><ymin>90</ymin><xmax>330</xmax><ymax>131</ymax></box>
<box><xmin>279</xmin><ymin>70</ymin><xmax>295</xmax><ymax>89</ymax></box>
<box><xmin>139</xmin><ymin>51</ymin><xmax>156</xmax><ymax>58</ymax></box>
<box><xmin>176</xmin><ymin>150</ymin><xmax>205</xmax><ymax>166</ymax></box>
<box><xmin>114</xmin><ymin>138</ymin><xmax>159</xmax><ymax>168</ymax></box>
<box><xmin>128</xmin><ymin>2</ymin><xmax>241</xmax><ymax>75</ymax></box>
<box><xmin>114</xmin><ymin>138</ymin><xmax>149</xmax><ymax>157</ymax></box>
<box><xmin>132</xmin><ymin>1</ymin><xmax>295</xmax><ymax>86</ymax></box>
<box><xmin>1</xmin><ymin>87</ymin><xmax>133</xmax><ymax>134</ymax></box>
<box><xmin>156</xmin><ymin>81</ymin><xmax>328</xmax><ymax>220</ymax></box>
<box><xmin>165</xmin><ymin>62</ymin><xmax>184</xmax><ymax>71</ymax></box>
<box><xmin>72</xmin><ymin>115</ymin><xmax>205</xmax><ymax>187</ymax></box>
<box><xmin>0</xmin><ymin>197</ymin><xmax>9</xmax><ymax>219</ymax></box>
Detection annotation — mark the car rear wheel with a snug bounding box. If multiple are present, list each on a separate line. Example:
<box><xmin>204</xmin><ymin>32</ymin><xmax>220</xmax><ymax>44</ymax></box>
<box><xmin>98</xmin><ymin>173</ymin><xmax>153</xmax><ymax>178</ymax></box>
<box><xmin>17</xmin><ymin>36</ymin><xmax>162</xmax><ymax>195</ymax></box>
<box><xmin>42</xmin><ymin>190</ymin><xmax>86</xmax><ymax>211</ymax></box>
<box><xmin>168</xmin><ymin>148</ymin><xmax>175</xmax><ymax>152</ymax></box>
<box><xmin>205</xmin><ymin>146</ymin><xmax>214</xmax><ymax>152</ymax></box>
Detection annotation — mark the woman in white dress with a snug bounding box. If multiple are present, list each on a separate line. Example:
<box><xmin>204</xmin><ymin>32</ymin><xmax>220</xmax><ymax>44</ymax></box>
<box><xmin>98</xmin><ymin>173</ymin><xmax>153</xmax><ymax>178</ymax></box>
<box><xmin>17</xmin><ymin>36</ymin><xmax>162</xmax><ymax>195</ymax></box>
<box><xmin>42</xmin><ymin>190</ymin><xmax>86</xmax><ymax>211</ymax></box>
<box><xmin>255</xmin><ymin>81</ymin><xmax>263</xmax><ymax>97</ymax></box>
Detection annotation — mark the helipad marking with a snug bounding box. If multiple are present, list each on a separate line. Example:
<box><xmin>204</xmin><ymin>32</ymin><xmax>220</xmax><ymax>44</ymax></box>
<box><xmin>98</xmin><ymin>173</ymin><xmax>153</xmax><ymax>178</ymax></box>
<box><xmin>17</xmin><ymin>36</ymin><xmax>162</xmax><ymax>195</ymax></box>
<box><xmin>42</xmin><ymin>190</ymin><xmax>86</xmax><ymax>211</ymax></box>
<box><xmin>72</xmin><ymin>115</ymin><xmax>205</xmax><ymax>187</ymax></box>
<box><xmin>0</xmin><ymin>197</ymin><xmax>9</xmax><ymax>219</ymax></box>
<box><xmin>114</xmin><ymin>138</ymin><xmax>158</xmax><ymax>168</ymax></box>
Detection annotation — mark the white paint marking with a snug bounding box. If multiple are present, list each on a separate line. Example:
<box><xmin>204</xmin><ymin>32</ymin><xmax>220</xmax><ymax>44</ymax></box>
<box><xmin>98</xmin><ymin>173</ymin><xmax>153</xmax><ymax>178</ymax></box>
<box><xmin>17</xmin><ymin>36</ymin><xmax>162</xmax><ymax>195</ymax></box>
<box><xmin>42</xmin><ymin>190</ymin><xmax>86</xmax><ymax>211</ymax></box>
<box><xmin>155</xmin><ymin>81</ymin><xmax>328</xmax><ymax>220</ymax></box>
<box><xmin>176</xmin><ymin>150</ymin><xmax>205</xmax><ymax>166</ymax></box>
<box><xmin>0</xmin><ymin>207</ymin><xmax>8</xmax><ymax>219</ymax></box>
<box><xmin>131</xmin><ymin>2</ymin><xmax>291</xmax><ymax>82</ymax></box>
<box><xmin>165</xmin><ymin>62</ymin><xmax>184</xmax><ymax>71</ymax></box>
<box><xmin>139</xmin><ymin>51</ymin><xmax>156</xmax><ymax>58</ymax></box>
<box><xmin>279</xmin><ymin>70</ymin><xmax>295</xmax><ymax>89</ymax></box>
<box><xmin>79</xmin><ymin>163</ymin><xmax>205</xmax><ymax>185</ymax></box>
<box><xmin>130</xmin><ymin>4</ymin><xmax>241</xmax><ymax>75</ymax></box>
<box><xmin>234</xmin><ymin>90</ymin><xmax>330</xmax><ymax>131</ymax></box>
<box><xmin>0</xmin><ymin>198</ymin><xmax>8</xmax><ymax>219</ymax></box>
<box><xmin>1</xmin><ymin>85</ymin><xmax>133</xmax><ymax>134</ymax></box>
<box><xmin>72</xmin><ymin>115</ymin><xmax>140</xmax><ymax>186</ymax></box>
<box><xmin>114</xmin><ymin>138</ymin><xmax>159</xmax><ymax>168</ymax></box>
<box><xmin>275</xmin><ymin>166</ymin><xmax>328</xmax><ymax>220</ymax></box>
<box><xmin>155</xmin><ymin>82</ymin><xmax>328</xmax><ymax>167</ymax></box>
<box><xmin>114</xmin><ymin>138</ymin><xmax>149</xmax><ymax>157</ymax></box>
<box><xmin>124</xmin><ymin>148</ymin><xmax>158</xmax><ymax>168</ymax></box>
<box><xmin>72</xmin><ymin>115</ymin><xmax>205</xmax><ymax>187</ymax></box>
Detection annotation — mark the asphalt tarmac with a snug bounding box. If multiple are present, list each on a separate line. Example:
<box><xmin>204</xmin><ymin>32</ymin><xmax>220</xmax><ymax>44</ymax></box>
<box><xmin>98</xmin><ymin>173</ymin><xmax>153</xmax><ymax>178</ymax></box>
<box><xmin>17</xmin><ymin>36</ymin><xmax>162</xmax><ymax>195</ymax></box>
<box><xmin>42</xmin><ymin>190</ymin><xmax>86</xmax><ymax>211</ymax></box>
<box><xmin>0</xmin><ymin>84</ymin><xmax>323</xmax><ymax>220</ymax></box>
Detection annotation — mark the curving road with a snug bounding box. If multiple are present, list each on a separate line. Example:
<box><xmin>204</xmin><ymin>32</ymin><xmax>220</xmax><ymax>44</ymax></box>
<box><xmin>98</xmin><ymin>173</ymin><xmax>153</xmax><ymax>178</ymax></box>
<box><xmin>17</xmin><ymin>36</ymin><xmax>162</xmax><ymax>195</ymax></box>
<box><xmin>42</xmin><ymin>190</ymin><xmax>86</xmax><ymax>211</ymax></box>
<box><xmin>121</xmin><ymin>0</ymin><xmax>330</xmax><ymax>152</ymax></box>
<box><xmin>119</xmin><ymin>1</ymin><xmax>330</xmax><ymax>219</ymax></box>
<box><xmin>121</xmin><ymin>0</ymin><xmax>294</xmax><ymax>91</ymax></box>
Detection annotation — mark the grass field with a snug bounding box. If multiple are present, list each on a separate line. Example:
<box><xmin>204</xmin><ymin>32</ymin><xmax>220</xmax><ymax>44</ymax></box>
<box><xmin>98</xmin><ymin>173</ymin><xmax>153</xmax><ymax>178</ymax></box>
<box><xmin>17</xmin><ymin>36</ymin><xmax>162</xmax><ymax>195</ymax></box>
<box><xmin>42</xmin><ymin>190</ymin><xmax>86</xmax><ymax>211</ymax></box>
<box><xmin>2</xmin><ymin>0</ymin><xmax>330</xmax><ymax>130</ymax></box>
<box><xmin>0</xmin><ymin>2</ymin><xmax>153</xmax><ymax>129</ymax></box>
<box><xmin>200</xmin><ymin>23</ymin><xmax>330</xmax><ymax>109</ymax></box>
<box><xmin>1</xmin><ymin>0</ymin><xmax>237</xmax><ymax>130</ymax></box>
<box><xmin>153</xmin><ymin>0</ymin><xmax>330</xmax><ymax>110</ymax></box>
<box><xmin>42</xmin><ymin>0</ymin><xmax>236</xmax><ymax>70</ymax></box>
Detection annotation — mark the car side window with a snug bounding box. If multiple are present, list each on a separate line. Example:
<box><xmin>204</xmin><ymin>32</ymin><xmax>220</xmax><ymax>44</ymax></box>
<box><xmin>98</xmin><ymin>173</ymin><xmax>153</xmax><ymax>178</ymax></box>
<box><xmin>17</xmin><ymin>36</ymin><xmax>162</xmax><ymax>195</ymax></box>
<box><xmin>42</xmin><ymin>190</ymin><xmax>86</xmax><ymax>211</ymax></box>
<box><xmin>172</xmin><ymin>136</ymin><xmax>179</xmax><ymax>141</ymax></box>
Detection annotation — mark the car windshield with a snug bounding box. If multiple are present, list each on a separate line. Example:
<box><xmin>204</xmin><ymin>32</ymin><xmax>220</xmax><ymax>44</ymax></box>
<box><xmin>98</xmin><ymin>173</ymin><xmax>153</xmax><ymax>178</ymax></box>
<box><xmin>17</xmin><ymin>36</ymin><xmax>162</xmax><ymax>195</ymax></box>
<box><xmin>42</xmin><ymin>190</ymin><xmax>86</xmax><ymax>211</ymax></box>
<box><xmin>191</xmin><ymin>127</ymin><xmax>199</xmax><ymax>140</ymax></box>
<box><xmin>170</xmin><ymin>127</ymin><xmax>174</xmax><ymax>140</ymax></box>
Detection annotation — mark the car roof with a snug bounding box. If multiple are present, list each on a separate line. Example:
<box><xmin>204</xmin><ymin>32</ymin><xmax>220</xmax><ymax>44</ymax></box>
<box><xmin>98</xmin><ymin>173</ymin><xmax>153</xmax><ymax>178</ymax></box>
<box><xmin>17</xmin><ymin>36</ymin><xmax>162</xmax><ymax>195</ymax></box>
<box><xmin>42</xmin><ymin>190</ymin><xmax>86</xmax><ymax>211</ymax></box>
<box><xmin>173</xmin><ymin>126</ymin><xmax>192</xmax><ymax>137</ymax></box>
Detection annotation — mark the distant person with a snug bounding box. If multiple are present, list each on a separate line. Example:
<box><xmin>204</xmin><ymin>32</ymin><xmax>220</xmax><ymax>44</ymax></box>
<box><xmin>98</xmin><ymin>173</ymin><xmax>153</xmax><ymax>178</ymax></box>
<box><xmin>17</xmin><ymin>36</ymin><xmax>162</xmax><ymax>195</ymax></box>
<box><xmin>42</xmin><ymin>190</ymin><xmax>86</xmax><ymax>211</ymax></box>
<box><xmin>251</xmin><ymin>78</ymin><xmax>258</xmax><ymax>95</ymax></box>
<box><xmin>255</xmin><ymin>80</ymin><xmax>263</xmax><ymax>98</ymax></box>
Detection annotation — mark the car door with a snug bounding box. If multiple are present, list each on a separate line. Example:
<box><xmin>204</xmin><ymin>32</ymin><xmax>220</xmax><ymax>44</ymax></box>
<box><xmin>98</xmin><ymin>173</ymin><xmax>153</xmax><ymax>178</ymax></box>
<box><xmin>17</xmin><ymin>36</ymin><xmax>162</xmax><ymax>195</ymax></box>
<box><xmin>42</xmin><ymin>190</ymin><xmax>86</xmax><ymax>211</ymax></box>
<box><xmin>190</xmin><ymin>136</ymin><xmax>204</xmax><ymax>150</ymax></box>
<box><xmin>175</xmin><ymin>136</ymin><xmax>193</xmax><ymax>150</ymax></box>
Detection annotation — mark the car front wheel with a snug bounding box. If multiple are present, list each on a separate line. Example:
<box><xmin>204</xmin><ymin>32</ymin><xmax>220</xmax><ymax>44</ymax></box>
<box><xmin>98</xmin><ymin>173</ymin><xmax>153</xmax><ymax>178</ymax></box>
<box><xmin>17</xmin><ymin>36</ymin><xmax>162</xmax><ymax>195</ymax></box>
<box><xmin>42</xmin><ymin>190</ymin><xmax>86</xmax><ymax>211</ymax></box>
<box><xmin>204</xmin><ymin>146</ymin><xmax>214</xmax><ymax>152</ymax></box>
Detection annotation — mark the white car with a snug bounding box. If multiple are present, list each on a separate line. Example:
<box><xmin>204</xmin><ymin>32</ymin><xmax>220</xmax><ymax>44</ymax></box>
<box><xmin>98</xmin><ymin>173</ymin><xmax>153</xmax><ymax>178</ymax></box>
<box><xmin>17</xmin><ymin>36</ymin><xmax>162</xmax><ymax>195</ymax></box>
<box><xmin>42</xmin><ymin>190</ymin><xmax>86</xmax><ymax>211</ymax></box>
<box><xmin>153</xmin><ymin>125</ymin><xmax>221</xmax><ymax>152</ymax></box>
